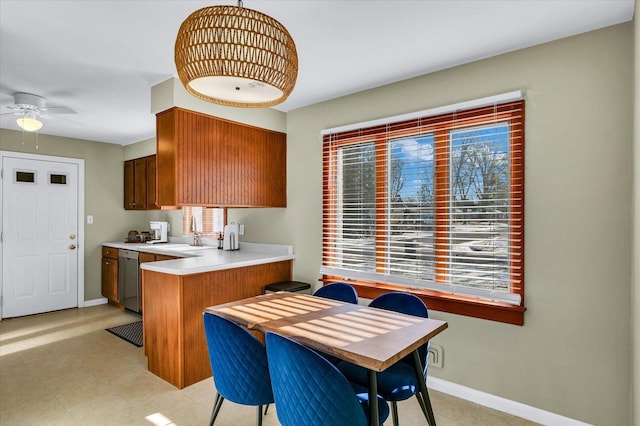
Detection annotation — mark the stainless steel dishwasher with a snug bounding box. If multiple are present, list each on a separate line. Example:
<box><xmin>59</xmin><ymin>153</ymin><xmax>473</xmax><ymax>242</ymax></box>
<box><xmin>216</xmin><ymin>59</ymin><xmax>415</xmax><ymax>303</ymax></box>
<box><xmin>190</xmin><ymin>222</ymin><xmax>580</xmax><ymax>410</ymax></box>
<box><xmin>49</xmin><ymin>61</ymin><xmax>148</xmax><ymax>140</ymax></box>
<box><xmin>118</xmin><ymin>249</ymin><xmax>140</xmax><ymax>313</ymax></box>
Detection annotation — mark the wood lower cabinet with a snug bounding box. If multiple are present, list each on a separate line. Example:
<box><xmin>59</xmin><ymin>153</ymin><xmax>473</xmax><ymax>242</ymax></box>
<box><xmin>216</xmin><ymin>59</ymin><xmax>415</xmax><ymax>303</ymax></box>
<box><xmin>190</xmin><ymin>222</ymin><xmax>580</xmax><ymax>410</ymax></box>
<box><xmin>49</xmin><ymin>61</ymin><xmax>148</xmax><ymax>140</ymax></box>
<box><xmin>142</xmin><ymin>260</ymin><xmax>292</xmax><ymax>389</ymax></box>
<box><xmin>124</xmin><ymin>155</ymin><xmax>157</xmax><ymax>210</ymax></box>
<box><xmin>156</xmin><ymin>107</ymin><xmax>287</xmax><ymax>208</ymax></box>
<box><xmin>139</xmin><ymin>252</ymin><xmax>178</xmax><ymax>352</ymax></box>
<box><xmin>101</xmin><ymin>247</ymin><xmax>119</xmax><ymax>303</ymax></box>
<box><xmin>139</xmin><ymin>252</ymin><xmax>178</xmax><ymax>305</ymax></box>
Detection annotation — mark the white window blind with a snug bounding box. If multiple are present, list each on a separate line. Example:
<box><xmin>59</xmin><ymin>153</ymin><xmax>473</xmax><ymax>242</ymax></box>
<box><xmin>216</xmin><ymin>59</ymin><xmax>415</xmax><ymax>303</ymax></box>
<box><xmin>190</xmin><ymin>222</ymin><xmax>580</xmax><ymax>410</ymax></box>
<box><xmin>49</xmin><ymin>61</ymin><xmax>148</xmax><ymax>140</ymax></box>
<box><xmin>182</xmin><ymin>206</ymin><xmax>225</xmax><ymax>236</ymax></box>
<box><xmin>321</xmin><ymin>95</ymin><xmax>524</xmax><ymax>306</ymax></box>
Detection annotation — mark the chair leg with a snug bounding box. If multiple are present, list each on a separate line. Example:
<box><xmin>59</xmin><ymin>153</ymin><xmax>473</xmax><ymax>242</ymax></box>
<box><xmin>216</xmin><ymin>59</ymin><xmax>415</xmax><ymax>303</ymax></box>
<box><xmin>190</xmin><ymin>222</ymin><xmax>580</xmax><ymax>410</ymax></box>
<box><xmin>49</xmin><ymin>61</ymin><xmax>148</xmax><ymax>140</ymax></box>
<box><xmin>210</xmin><ymin>393</ymin><xmax>224</xmax><ymax>426</ymax></box>
<box><xmin>256</xmin><ymin>405</ymin><xmax>263</xmax><ymax>426</ymax></box>
<box><xmin>264</xmin><ymin>403</ymin><xmax>270</xmax><ymax>415</ymax></box>
<box><xmin>391</xmin><ymin>401</ymin><xmax>399</xmax><ymax>426</ymax></box>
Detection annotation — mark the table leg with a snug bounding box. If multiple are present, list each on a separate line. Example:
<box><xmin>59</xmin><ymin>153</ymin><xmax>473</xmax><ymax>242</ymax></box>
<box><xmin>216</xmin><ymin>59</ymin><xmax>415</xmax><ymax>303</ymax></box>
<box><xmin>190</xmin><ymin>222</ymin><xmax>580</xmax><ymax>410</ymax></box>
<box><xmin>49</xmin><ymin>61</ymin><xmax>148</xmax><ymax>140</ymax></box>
<box><xmin>368</xmin><ymin>369</ymin><xmax>379</xmax><ymax>426</ymax></box>
<box><xmin>412</xmin><ymin>350</ymin><xmax>437</xmax><ymax>426</ymax></box>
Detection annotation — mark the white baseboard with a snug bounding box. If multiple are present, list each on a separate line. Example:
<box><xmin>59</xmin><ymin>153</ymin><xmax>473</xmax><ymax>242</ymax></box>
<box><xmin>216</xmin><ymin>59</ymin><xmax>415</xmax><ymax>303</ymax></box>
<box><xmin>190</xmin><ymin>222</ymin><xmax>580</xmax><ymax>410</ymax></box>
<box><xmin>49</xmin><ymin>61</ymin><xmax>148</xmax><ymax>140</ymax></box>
<box><xmin>427</xmin><ymin>376</ymin><xmax>592</xmax><ymax>426</ymax></box>
<box><xmin>82</xmin><ymin>298</ymin><xmax>108</xmax><ymax>307</ymax></box>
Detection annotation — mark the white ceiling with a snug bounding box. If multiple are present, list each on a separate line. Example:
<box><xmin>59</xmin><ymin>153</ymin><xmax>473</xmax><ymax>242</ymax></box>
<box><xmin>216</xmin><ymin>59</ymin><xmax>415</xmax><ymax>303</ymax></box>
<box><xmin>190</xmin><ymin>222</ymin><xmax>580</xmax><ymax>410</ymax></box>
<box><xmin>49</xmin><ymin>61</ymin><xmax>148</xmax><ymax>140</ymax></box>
<box><xmin>0</xmin><ymin>1</ymin><xmax>635</xmax><ymax>145</ymax></box>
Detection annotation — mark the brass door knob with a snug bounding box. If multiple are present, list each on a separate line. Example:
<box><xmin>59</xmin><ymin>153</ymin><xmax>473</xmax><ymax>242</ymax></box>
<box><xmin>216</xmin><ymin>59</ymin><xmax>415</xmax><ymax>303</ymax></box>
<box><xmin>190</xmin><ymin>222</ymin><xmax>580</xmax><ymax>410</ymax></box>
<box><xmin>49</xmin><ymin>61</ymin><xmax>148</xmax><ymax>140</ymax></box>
<box><xmin>70</xmin><ymin>234</ymin><xmax>76</xmax><ymax>240</ymax></box>
<box><xmin>69</xmin><ymin>244</ymin><xmax>76</xmax><ymax>250</ymax></box>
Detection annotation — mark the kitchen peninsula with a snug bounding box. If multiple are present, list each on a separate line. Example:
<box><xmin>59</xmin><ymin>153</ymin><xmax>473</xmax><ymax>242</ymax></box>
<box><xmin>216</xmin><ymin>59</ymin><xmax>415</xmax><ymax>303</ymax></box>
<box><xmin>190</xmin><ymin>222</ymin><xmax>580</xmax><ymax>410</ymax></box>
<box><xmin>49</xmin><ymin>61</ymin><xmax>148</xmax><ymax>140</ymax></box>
<box><xmin>102</xmin><ymin>241</ymin><xmax>294</xmax><ymax>388</ymax></box>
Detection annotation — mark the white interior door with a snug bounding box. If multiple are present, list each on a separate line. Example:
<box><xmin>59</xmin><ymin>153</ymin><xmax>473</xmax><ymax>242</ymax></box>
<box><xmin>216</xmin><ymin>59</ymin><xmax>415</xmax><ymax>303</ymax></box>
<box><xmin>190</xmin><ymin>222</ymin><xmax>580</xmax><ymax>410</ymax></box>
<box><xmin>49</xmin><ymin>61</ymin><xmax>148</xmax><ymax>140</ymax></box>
<box><xmin>2</xmin><ymin>155</ymin><xmax>79</xmax><ymax>318</ymax></box>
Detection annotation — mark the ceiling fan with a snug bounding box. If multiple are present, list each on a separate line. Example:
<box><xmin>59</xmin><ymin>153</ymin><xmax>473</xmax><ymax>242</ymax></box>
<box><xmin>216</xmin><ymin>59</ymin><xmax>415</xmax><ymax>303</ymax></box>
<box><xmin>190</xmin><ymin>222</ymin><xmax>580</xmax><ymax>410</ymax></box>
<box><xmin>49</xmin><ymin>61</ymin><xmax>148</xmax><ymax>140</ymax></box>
<box><xmin>1</xmin><ymin>92</ymin><xmax>76</xmax><ymax>132</ymax></box>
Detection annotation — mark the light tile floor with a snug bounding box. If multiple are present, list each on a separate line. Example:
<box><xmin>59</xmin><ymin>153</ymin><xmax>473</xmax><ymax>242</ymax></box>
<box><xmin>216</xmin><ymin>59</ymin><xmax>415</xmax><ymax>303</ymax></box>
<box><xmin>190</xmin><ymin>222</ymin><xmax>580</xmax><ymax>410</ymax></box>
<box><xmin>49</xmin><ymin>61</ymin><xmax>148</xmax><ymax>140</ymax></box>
<box><xmin>0</xmin><ymin>304</ymin><xmax>538</xmax><ymax>425</ymax></box>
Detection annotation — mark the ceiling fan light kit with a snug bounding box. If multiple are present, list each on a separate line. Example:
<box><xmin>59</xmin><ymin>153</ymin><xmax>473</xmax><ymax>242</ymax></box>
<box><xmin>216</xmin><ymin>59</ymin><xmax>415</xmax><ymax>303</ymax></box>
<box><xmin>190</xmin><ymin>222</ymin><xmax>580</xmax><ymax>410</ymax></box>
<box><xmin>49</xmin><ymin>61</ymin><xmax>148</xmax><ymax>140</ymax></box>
<box><xmin>174</xmin><ymin>1</ymin><xmax>298</xmax><ymax>108</ymax></box>
<box><xmin>17</xmin><ymin>113</ymin><xmax>43</xmax><ymax>132</ymax></box>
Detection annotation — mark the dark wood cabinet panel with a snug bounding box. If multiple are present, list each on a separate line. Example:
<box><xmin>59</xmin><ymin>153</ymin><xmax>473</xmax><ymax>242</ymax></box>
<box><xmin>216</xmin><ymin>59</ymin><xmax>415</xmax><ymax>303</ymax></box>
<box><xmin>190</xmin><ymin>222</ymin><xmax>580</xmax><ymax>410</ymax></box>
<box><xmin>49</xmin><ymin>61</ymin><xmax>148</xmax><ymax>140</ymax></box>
<box><xmin>133</xmin><ymin>157</ymin><xmax>147</xmax><ymax>209</ymax></box>
<box><xmin>101</xmin><ymin>247</ymin><xmax>118</xmax><ymax>303</ymax></box>
<box><xmin>156</xmin><ymin>107</ymin><xmax>286</xmax><ymax>208</ymax></box>
<box><xmin>146</xmin><ymin>155</ymin><xmax>159</xmax><ymax>210</ymax></box>
<box><xmin>124</xmin><ymin>160</ymin><xmax>135</xmax><ymax>210</ymax></box>
<box><xmin>124</xmin><ymin>155</ymin><xmax>158</xmax><ymax>210</ymax></box>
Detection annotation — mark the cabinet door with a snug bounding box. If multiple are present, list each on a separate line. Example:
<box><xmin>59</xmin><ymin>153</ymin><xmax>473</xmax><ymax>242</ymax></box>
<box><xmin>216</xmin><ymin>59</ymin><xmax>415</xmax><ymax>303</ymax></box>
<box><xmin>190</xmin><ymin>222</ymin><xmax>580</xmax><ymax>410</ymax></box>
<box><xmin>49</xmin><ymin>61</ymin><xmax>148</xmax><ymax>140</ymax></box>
<box><xmin>133</xmin><ymin>157</ymin><xmax>147</xmax><ymax>210</ymax></box>
<box><xmin>156</xmin><ymin>107</ymin><xmax>286</xmax><ymax>207</ymax></box>
<box><xmin>146</xmin><ymin>155</ymin><xmax>159</xmax><ymax>210</ymax></box>
<box><xmin>101</xmin><ymin>257</ymin><xmax>118</xmax><ymax>302</ymax></box>
<box><xmin>124</xmin><ymin>160</ymin><xmax>135</xmax><ymax>210</ymax></box>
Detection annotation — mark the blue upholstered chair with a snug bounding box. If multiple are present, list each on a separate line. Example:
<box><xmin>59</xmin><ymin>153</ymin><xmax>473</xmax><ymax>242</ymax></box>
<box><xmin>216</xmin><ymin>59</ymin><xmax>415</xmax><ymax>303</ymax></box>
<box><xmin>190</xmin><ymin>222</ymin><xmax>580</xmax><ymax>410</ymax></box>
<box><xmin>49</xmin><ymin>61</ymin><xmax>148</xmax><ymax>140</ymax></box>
<box><xmin>337</xmin><ymin>292</ymin><xmax>435</xmax><ymax>426</ymax></box>
<box><xmin>203</xmin><ymin>312</ymin><xmax>274</xmax><ymax>426</ymax></box>
<box><xmin>265</xmin><ymin>332</ymin><xmax>389</xmax><ymax>426</ymax></box>
<box><xmin>312</xmin><ymin>281</ymin><xmax>359</xmax><ymax>365</ymax></box>
<box><xmin>313</xmin><ymin>282</ymin><xmax>358</xmax><ymax>304</ymax></box>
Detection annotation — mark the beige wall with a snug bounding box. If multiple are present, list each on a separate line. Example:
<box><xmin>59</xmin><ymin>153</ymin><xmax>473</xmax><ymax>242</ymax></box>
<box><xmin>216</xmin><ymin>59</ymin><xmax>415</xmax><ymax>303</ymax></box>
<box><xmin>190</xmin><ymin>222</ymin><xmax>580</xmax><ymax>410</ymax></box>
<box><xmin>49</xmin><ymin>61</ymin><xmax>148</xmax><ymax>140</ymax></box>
<box><xmin>123</xmin><ymin>137</ymin><xmax>154</xmax><ymax>160</ymax></box>
<box><xmin>235</xmin><ymin>23</ymin><xmax>634</xmax><ymax>424</ymax></box>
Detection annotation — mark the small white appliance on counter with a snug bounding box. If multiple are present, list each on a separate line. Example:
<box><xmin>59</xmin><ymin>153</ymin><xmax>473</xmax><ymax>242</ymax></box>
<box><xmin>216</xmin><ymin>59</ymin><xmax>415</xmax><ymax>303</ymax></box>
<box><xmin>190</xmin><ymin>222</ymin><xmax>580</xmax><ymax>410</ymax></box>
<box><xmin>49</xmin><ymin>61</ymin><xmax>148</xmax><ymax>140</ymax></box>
<box><xmin>148</xmin><ymin>221</ymin><xmax>169</xmax><ymax>244</ymax></box>
<box><xmin>223</xmin><ymin>223</ymin><xmax>239</xmax><ymax>251</ymax></box>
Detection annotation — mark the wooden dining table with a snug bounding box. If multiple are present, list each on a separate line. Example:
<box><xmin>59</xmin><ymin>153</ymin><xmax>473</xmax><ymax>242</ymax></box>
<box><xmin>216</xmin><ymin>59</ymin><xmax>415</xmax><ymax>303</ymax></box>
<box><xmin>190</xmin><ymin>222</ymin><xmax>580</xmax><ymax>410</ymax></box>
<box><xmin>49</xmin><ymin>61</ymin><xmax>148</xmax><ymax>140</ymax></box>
<box><xmin>205</xmin><ymin>291</ymin><xmax>448</xmax><ymax>426</ymax></box>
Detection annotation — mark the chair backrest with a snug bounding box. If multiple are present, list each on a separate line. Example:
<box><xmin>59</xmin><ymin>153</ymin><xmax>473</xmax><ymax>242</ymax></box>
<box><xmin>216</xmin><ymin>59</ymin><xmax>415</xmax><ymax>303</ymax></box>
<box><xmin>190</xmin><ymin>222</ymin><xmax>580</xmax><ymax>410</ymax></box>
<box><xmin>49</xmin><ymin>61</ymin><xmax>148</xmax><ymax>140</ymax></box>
<box><xmin>265</xmin><ymin>332</ymin><xmax>369</xmax><ymax>426</ymax></box>
<box><xmin>369</xmin><ymin>292</ymin><xmax>430</xmax><ymax>370</ymax></box>
<box><xmin>203</xmin><ymin>312</ymin><xmax>273</xmax><ymax>406</ymax></box>
<box><xmin>313</xmin><ymin>282</ymin><xmax>358</xmax><ymax>304</ymax></box>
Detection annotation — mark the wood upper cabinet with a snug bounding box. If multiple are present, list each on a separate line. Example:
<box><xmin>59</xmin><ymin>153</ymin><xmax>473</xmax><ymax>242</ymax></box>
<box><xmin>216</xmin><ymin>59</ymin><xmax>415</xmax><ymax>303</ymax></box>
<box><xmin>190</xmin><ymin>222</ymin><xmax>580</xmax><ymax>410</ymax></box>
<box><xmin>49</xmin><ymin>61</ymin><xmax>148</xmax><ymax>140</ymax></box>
<box><xmin>156</xmin><ymin>107</ymin><xmax>286</xmax><ymax>207</ymax></box>
<box><xmin>124</xmin><ymin>155</ymin><xmax>158</xmax><ymax>210</ymax></box>
<box><xmin>124</xmin><ymin>159</ymin><xmax>136</xmax><ymax>209</ymax></box>
<box><xmin>146</xmin><ymin>155</ymin><xmax>159</xmax><ymax>210</ymax></box>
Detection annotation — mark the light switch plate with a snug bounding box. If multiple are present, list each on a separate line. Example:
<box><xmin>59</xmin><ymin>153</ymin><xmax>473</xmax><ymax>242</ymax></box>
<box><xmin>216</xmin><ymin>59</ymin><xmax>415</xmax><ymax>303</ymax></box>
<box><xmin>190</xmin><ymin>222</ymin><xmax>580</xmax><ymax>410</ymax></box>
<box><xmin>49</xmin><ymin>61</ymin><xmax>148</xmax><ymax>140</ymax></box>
<box><xmin>87</xmin><ymin>215</ymin><xmax>93</xmax><ymax>224</ymax></box>
<box><xmin>239</xmin><ymin>224</ymin><xmax>245</xmax><ymax>235</ymax></box>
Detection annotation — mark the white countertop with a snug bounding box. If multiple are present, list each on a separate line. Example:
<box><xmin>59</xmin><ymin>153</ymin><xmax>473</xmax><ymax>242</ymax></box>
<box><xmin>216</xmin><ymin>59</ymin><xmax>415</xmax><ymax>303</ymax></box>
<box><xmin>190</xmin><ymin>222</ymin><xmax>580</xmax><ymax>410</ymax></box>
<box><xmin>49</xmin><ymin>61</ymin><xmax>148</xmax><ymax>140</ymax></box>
<box><xmin>102</xmin><ymin>241</ymin><xmax>295</xmax><ymax>276</ymax></box>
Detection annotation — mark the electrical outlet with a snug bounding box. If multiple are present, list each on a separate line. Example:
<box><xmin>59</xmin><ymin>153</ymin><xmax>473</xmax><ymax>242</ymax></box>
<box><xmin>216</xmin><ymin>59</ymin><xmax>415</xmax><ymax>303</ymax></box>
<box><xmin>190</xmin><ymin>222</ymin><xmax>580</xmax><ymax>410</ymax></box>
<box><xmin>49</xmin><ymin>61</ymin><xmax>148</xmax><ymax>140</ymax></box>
<box><xmin>428</xmin><ymin>344</ymin><xmax>444</xmax><ymax>368</ymax></box>
<box><xmin>239</xmin><ymin>224</ymin><xmax>245</xmax><ymax>235</ymax></box>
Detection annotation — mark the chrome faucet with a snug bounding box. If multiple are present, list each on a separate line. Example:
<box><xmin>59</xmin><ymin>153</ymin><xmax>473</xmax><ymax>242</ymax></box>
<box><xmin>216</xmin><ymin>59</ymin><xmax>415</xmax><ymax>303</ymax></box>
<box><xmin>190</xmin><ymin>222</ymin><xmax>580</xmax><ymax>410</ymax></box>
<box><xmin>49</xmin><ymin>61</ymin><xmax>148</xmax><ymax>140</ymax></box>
<box><xmin>190</xmin><ymin>215</ymin><xmax>202</xmax><ymax>246</ymax></box>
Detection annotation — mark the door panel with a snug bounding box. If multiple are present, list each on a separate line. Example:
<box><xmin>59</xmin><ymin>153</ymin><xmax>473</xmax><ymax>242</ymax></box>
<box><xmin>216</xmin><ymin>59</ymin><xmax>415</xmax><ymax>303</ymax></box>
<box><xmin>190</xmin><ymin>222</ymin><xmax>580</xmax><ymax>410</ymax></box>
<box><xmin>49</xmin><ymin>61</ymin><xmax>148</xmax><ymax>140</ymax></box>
<box><xmin>2</xmin><ymin>156</ymin><xmax>79</xmax><ymax>318</ymax></box>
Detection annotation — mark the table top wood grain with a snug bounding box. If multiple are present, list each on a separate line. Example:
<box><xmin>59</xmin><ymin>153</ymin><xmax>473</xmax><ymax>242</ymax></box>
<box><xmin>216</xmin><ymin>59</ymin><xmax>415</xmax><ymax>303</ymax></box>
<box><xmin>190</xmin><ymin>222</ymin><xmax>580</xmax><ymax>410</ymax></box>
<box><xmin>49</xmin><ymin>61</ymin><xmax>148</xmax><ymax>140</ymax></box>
<box><xmin>205</xmin><ymin>291</ymin><xmax>448</xmax><ymax>372</ymax></box>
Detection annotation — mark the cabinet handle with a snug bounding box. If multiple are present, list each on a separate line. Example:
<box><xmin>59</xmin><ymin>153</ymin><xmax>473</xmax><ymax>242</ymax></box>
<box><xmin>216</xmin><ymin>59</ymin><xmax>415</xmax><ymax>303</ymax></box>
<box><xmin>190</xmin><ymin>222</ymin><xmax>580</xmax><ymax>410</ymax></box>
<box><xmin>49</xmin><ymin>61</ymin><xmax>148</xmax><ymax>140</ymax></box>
<box><xmin>105</xmin><ymin>261</ymin><xmax>110</xmax><ymax>265</ymax></box>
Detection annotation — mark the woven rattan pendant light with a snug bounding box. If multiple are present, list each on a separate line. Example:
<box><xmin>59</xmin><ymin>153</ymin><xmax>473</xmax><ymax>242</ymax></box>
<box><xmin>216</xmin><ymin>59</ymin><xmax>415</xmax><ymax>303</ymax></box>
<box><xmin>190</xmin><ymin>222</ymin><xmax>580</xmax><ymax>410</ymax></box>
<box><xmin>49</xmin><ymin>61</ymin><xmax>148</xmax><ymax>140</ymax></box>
<box><xmin>175</xmin><ymin>1</ymin><xmax>298</xmax><ymax>108</ymax></box>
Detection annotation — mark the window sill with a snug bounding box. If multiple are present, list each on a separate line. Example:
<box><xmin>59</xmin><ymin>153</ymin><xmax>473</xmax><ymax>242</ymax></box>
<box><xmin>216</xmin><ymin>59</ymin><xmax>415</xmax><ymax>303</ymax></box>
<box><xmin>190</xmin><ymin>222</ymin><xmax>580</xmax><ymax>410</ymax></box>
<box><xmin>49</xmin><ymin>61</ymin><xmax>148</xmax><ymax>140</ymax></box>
<box><xmin>322</xmin><ymin>277</ymin><xmax>525</xmax><ymax>326</ymax></box>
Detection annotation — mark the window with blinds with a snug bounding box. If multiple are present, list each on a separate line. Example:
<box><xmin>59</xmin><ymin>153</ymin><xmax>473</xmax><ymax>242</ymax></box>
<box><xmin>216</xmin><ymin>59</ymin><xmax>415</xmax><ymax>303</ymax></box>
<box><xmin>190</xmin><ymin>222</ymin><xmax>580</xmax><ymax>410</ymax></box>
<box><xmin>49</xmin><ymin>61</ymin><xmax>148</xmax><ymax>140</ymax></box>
<box><xmin>182</xmin><ymin>206</ymin><xmax>225</xmax><ymax>236</ymax></box>
<box><xmin>321</xmin><ymin>98</ymin><xmax>524</xmax><ymax>307</ymax></box>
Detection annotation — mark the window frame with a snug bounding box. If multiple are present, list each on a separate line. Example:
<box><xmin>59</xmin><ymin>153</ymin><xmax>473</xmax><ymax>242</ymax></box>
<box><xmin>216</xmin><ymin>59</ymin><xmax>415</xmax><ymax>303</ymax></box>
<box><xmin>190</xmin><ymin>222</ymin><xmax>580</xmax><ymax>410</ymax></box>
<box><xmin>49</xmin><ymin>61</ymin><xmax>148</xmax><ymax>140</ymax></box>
<box><xmin>322</xmin><ymin>100</ymin><xmax>525</xmax><ymax>325</ymax></box>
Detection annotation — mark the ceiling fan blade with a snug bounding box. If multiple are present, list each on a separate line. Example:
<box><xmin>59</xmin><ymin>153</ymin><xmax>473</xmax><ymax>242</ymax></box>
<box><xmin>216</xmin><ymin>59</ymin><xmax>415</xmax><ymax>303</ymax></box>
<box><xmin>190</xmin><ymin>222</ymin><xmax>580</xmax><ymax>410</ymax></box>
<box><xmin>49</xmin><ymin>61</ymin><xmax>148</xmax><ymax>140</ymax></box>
<box><xmin>40</xmin><ymin>106</ymin><xmax>76</xmax><ymax>114</ymax></box>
